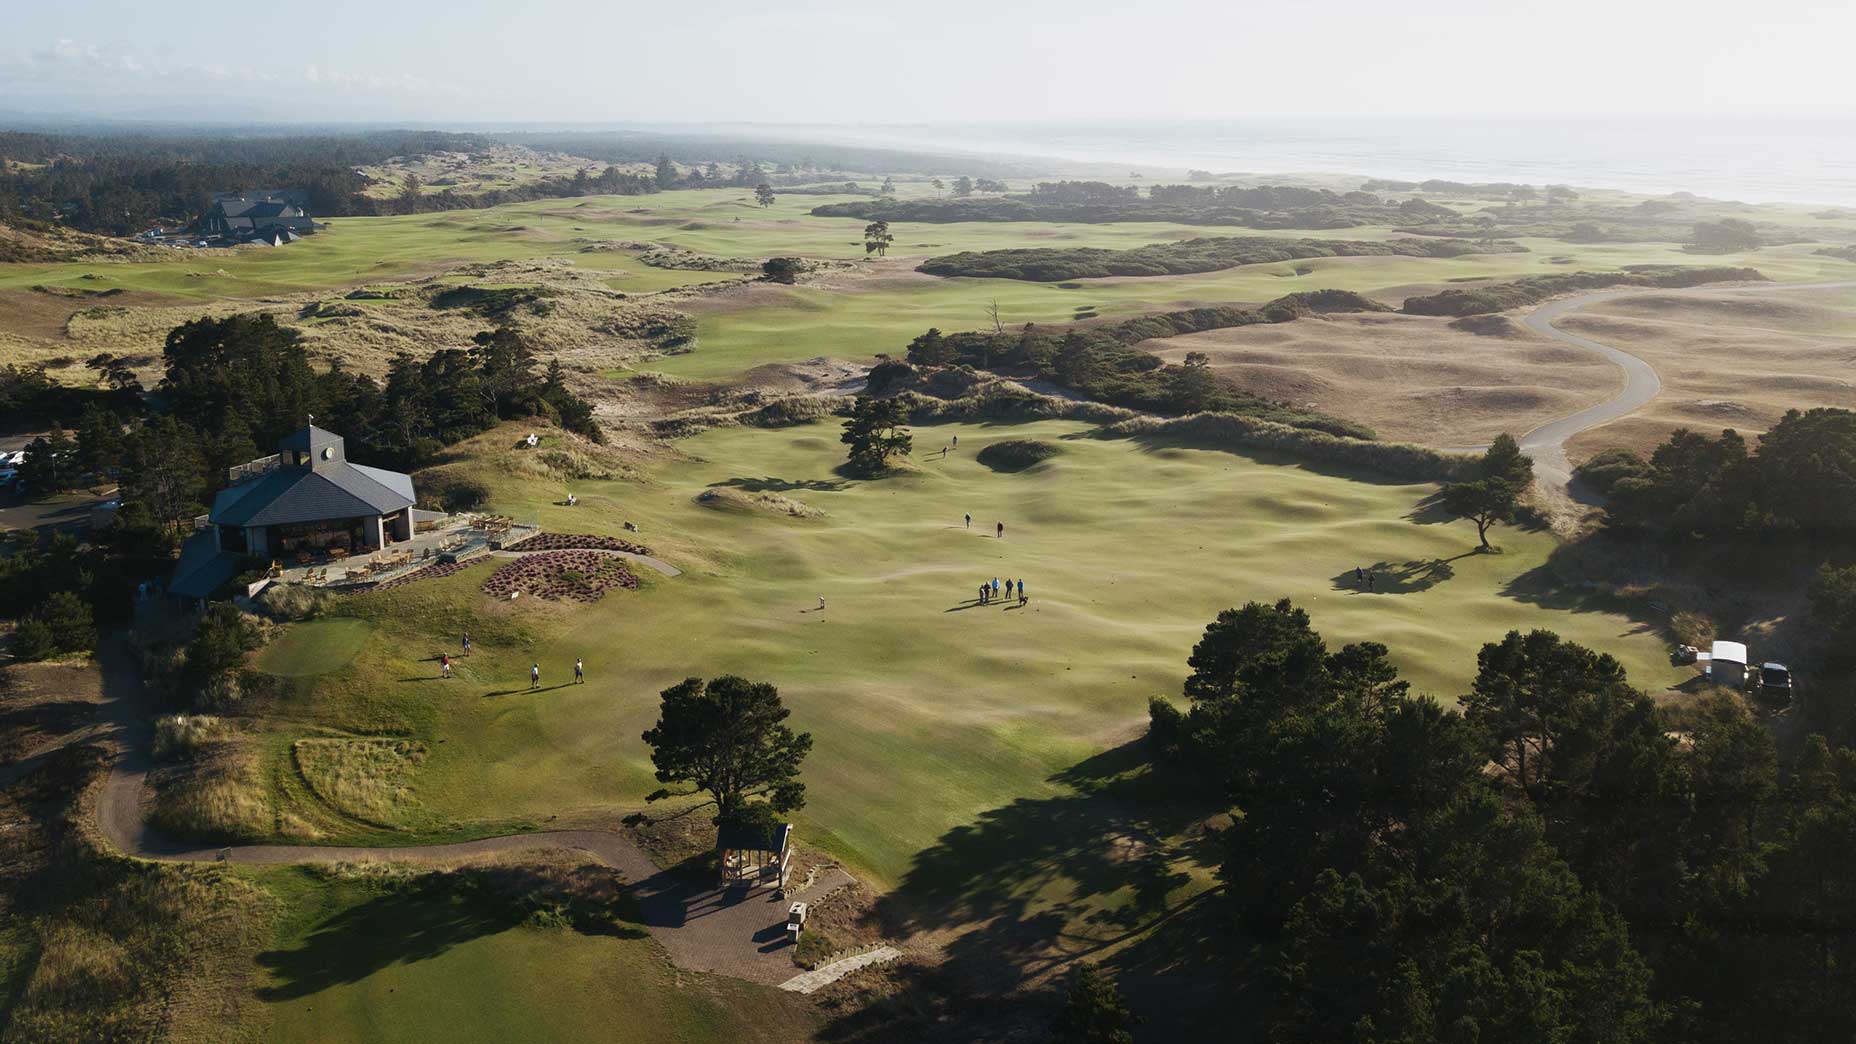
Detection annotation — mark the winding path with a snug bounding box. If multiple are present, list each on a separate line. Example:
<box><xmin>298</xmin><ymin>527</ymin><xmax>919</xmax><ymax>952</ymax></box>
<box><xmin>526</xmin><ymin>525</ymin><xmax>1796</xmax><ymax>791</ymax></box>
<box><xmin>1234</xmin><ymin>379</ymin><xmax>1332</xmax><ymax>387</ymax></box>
<box><xmin>1512</xmin><ymin>280</ymin><xmax>1856</xmax><ymax>500</ymax></box>
<box><xmin>88</xmin><ymin>640</ymin><xmax>848</xmax><ymax>986</ymax></box>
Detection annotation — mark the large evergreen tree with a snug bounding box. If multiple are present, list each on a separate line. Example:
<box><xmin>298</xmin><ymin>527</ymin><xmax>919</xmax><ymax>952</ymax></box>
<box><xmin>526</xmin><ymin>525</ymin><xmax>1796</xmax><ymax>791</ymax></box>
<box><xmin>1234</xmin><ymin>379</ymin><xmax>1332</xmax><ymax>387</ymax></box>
<box><xmin>840</xmin><ymin>396</ymin><xmax>912</xmax><ymax>474</ymax></box>
<box><xmin>640</xmin><ymin>675</ymin><xmax>812</xmax><ymax>827</ymax></box>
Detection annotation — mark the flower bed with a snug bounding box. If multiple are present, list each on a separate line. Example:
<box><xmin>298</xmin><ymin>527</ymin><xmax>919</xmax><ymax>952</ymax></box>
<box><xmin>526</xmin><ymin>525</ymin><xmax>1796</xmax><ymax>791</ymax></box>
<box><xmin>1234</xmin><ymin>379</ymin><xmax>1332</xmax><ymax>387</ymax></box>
<box><xmin>481</xmin><ymin>550</ymin><xmax>639</xmax><ymax>602</ymax></box>
<box><xmin>504</xmin><ymin>532</ymin><xmax>654</xmax><ymax>557</ymax></box>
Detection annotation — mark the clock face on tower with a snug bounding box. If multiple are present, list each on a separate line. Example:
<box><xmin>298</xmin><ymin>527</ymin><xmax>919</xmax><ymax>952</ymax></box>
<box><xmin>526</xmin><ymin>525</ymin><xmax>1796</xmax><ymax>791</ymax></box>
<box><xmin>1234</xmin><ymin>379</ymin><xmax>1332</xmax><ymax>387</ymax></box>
<box><xmin>322</xmin><ymin>447</ymin><xmax>334</xmax><ymax>460</ymax></box>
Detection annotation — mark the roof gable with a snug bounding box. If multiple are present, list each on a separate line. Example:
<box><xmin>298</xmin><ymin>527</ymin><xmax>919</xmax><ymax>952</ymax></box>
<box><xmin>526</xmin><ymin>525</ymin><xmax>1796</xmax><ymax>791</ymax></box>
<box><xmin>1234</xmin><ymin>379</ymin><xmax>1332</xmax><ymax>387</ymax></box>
<box><xmin>211</xmin><ymin>461</ymin><xmax>414</xmax><ymax>527</ymax></box>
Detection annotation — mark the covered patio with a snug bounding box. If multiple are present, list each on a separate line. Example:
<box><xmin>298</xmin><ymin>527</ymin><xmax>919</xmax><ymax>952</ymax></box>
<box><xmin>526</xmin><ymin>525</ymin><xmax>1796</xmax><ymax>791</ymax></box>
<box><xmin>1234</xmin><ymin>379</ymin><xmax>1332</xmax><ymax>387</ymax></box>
<box><xmin>272</xmin><ymin>513</ymin><xmax>538</xmax><ymax>588</ymax></box>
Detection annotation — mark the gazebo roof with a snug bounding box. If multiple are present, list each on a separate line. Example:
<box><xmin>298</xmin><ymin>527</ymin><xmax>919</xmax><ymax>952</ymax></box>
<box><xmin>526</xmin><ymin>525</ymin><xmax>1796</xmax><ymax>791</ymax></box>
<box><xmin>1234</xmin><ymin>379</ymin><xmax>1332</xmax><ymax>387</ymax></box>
<box><xmin>715</xmin><ymin>821</ymin><xmax>791</xmax><ymax>855</ymax></box>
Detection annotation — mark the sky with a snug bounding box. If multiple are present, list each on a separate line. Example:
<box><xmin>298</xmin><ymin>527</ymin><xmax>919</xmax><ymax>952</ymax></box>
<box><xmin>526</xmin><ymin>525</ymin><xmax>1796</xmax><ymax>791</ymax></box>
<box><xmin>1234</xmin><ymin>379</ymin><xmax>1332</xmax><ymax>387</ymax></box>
<box><xmin>4</xmin><ymin>0</ymin><xmax>1854</xmax><ymax>126</ymax></box>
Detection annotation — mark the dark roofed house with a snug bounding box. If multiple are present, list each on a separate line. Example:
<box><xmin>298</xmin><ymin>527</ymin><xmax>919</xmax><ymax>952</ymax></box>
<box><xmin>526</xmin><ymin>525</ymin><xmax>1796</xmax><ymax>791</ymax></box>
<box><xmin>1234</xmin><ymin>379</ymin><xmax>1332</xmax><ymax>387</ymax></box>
<box><xmin>201</xmin><ymin>190</ymin><xmax>315</xmax><ymax>243</ymax></box>
<box><xmin>209</xmin><ymin>424</ymin><xmax>415</xmax><ymax>558</ymax></box>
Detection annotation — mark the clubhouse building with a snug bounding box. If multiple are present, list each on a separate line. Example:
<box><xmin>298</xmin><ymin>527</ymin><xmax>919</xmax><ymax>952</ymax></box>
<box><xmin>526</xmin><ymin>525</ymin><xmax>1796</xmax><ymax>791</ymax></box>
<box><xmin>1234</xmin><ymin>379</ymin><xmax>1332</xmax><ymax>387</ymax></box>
<box><xmin>199</xmin><ymin>190</ymin><xmax>316</xmax><ymax>245</ymax></box>
<box><xmin>170</xmin><ymin>423</ymin><xmax>418</xmax><ymax>601</ymax></box>
<box><xmin>209</xmin><ymin>424</ymin><xmax>416</xmax><ymax>557</ymax></box>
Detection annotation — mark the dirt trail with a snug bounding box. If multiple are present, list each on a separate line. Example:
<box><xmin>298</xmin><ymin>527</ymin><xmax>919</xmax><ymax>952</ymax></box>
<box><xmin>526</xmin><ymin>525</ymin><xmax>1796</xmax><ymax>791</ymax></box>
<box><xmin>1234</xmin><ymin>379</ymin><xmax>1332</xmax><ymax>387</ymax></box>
<box><xmin>88</xmin><ymin>638</ymin><xmax>849</xmax><ymax>986</ymax></box>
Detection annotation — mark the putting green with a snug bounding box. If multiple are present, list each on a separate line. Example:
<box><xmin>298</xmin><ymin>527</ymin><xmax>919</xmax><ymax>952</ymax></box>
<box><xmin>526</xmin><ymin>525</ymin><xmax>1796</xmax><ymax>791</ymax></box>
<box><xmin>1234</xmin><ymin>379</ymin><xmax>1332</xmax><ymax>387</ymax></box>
<box><xmin>251</xmin><ymin>867</ymin><xmax>813</xmax><ymax>1044</ymax></box>
<box><xmin>257</xmin><ymin>618</ymin><xmax>374</xmax><ymax>677</ymax></box>
<box><xmin>250</xmin><ymin>420</ymin><xmax>1684</xmax><ymax>888</ymax></box>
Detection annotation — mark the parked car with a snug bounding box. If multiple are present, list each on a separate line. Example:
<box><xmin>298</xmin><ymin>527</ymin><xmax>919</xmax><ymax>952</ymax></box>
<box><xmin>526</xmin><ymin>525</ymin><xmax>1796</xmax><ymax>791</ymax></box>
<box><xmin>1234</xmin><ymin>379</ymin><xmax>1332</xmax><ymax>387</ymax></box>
<box><xmin>1757</xmin><ymin>662</ymin><xmax>1795</xmax><ymax>703</ymax></box>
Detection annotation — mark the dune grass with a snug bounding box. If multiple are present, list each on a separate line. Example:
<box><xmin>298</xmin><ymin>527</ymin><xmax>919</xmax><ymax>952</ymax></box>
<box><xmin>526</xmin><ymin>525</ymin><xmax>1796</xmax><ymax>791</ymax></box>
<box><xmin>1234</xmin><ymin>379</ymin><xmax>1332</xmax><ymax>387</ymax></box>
<box><xmin>292</xmin><ymin>738</ymin><xmax>429</xmax><ymax>827</ymax></box>
<box><xmin>250</xmin><ymin>865</ymin><xmax>816</xmax><ymax>1044</ymax></box>
<box><xmin>230</xmin><ymin>419</ymin><xmax>1684</xmax><ymax>890</ymax></box>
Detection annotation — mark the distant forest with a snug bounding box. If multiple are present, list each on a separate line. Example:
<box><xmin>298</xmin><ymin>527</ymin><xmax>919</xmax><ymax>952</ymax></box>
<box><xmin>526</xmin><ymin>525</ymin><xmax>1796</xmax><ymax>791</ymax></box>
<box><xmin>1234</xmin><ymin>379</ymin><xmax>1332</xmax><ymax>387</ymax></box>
<box><xmin>813</xmin><ymin>180</ymin><xmax>1462</xmax><ymax>230</ymax></box>
<box><xmin>0</xmin><ymin>126</ymin><xmax>1029</xmax><ymax>238</ymax></box>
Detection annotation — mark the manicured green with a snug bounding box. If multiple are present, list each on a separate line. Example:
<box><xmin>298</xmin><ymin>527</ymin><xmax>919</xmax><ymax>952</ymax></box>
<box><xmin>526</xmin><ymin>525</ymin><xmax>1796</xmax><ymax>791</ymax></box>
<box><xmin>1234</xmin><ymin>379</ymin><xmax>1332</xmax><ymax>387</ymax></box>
<box><xmin>256</xmin><ymin>618</ymin><xmax>374</xmax><ymax>677</ymax></box>
<box><xmin>243</xmin><ymin>420</ymin><xmax>1684</xmax><ymax>890</ymax></box>
<box><xmin>250</xmin><ymin>866</ymin><xmax>814</xmax><ymax>1044</ymax></box>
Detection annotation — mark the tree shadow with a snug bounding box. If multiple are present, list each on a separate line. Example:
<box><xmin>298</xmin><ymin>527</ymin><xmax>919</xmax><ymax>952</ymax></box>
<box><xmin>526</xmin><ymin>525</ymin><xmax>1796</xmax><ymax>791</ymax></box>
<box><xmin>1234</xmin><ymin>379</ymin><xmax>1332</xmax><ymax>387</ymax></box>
<box><xmin>708</xmin><ymin>476</ymin><xmax>848</xmax><ymax>493</ymax></box>
<box><xmin>255</xmin><ymin>867</ymin><xmax>648</xmax><ymax>1001</ymax></box>
<box><xmin>1405</xmin><ymin>489</ymin><xmax>1458</xmax><ymax>525</ymax></box>
<box><xmin>255</xmin><ymin>878</ymin><xmax>523</xmax><ymax>999</ymax></box>
<box><xmin>817</xmin><ymin>741</ymin><xmax>1240</xmax><ymax>1041</ymax></box>
<box><xmin>1499</xmin><ymin>561</ymin><xmax>1664</xmax><ymax>640</ymax></box>
<box><xmin>1332</xmin><ymin>553</ymin><xmax>1474</xmax><ymax>595</ymax></box>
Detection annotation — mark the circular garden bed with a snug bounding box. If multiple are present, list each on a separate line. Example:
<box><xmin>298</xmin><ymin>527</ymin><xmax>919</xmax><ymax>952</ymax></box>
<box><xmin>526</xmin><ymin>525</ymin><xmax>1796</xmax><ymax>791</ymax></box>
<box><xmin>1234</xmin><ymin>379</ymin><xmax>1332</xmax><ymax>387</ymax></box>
<box><xmin>482</xmin><ymin>550</ymin><xmax>639</xmax><ymax>602</ymax></box>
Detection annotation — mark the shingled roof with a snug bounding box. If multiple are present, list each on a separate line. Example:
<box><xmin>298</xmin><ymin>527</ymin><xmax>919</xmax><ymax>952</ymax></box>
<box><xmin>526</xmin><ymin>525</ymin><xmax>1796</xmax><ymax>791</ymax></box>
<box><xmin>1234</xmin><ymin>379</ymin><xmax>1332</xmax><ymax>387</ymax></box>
<box><xmin>210</xmin><ymin>426</ymin><xmax>414</xmax><ymax>528</ymax></box>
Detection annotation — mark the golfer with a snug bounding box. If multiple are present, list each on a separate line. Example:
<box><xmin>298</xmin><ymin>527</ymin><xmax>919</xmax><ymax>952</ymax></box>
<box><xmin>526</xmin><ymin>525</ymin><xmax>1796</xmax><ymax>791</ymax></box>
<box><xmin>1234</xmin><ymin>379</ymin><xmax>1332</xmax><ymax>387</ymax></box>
<box><xmin>531</xmin><ymin>663</ymin><xmax>541</xmax><ymax>689</ymax></box>
<box><xmin>575</xmin><ymin>658</ymin><xmax>584</xmax><ymax>684</ymax></box>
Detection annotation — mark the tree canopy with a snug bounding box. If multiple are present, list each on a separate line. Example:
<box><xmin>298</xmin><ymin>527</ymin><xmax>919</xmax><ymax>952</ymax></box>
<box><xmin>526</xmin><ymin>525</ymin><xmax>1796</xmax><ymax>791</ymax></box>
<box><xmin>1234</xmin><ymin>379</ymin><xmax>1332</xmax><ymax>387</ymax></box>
<box><xmin>640</xmin><ymin>675</ymin><xmax>812</xmax><ymax>827</ymax></box>
<box><xmin>863</xmin><ymin>219</ymin><xmax>893</xmax><ymax>257</ymax></box>
<box><xmin>840</xmin><ymin>396</ymin><xmax>912</xmax><ymax>474</ymax></box>
<box><xmin>1442</xmin><ymin>434</ymin><xmax>1532</xmax><ymax>548</ymax></box>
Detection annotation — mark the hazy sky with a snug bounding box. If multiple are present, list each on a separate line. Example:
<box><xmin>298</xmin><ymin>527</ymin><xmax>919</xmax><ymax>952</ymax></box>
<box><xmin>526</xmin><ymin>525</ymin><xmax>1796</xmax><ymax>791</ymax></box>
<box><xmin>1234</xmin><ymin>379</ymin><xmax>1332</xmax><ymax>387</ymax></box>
<box><xmin>5</xmin><ymin>0</ymin><xmax>1853</xmax><ymax>125</ymax></box>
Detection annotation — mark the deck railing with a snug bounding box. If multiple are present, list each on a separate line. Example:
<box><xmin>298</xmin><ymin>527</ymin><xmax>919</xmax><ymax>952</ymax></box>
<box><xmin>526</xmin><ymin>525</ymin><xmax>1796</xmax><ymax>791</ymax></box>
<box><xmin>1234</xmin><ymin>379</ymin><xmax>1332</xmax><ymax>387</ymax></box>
<box><xmin>226</xmin><ymin>454</ymin><xmax>282</xmax><ymax>484</ymax></box>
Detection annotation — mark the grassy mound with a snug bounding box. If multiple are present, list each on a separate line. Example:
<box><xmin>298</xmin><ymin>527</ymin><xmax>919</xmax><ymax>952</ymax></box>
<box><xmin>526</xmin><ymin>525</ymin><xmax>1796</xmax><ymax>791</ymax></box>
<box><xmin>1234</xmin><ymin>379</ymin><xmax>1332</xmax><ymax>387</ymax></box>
<box><xmin>696</xmin><ymin>487</ymin><xmax>827</xmax><ymax>518</ymax></box>
<box><xmin>1402</xmin><ymin>266</ymin><xmax>1765</xmax><ymax>316</ymax></box>
<box><xmin>148</xmin><ymin>742</ymin><xmax>273</xmax><ymax>841</ymax></box>
<box><xmin>292</xmin><ymin>738</ymin><xmax>428</xmax><ymax>827</ymax></box>
<box><xmin>919</xmin><ymin>235</ymin><xmax>1524</xmax><ymax>282</ymax></box>
<box><xmin>976</xmin><ymin>438</ymin><xmax>1062</xmax><ymax>472</ymax></box>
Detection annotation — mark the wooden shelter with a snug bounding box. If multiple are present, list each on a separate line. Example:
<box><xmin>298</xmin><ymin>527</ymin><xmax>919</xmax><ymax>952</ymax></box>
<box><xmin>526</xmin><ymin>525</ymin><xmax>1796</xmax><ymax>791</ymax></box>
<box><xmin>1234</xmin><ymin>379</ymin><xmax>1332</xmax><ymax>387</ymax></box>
<box><xmin>716</xmin><ymin>820</ymin><xmax>793</xmax><ymax>890</ymax></box>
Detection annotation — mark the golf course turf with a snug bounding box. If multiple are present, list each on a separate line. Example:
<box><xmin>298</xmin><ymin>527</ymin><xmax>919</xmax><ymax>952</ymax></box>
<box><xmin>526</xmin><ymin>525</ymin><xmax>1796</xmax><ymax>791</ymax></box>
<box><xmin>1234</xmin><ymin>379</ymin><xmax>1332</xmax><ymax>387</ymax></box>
<box><xmin>250</xmin><ymin>865</ymin><xmax>816</xmax><ymax>1044</ymax></box>
<box><xmin>223</xmin><ymin>419</ymin><xmax>1684</xmax><ymax>895</ymax></box>
<box><xmin>16</xmin><ymin>174</ymin><xmax>1834</xmax><ymax>1040</ymax></box>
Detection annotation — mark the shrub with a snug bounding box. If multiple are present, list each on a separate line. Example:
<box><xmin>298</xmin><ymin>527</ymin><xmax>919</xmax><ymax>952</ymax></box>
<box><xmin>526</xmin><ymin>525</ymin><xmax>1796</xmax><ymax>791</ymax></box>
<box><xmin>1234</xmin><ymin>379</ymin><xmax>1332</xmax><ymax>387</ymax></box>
<box><xmin>422</xmin><ymin>474</ymin><xmax>490</xmax><ymax>513</ymax></box>
<box><xmin>918</xmin><ymin>235</ymin><xmax>1523</xmax><ymax>282</ymax></box>
<box><xmin>1573</xmin><ymin>449</ymin><xmax>1653</xmax><ymax>496</ymax></box>
<box><xmin>153</xmin><ymin>714</ymin><xmax>233</xmax><ymax>761</ymax></box>
<box><xmin>976</xmin><ymin>439</ymin><xmax>1062</xmax><ymax>472</ymax></box>
<box><xmin>185</xmin><ymin>603</ymin><xmax>262</xmax><ymax>679</ymax></box>
<box><xmin>254</xmin><ymin>582</ymin><xmax>333</xmax><ymax>622</ymax></box>
<box><xmin>195</xmin><ymin>671</ymin><xmax>243</xmax><ymax>712</ymax></box>
<box><xmin>9</xmin><ymin>591</ymin><xmax>95</xmax><ymax>661</ymax></box>
<box><xmin>762</xmin><ymin>256</ymin><xmax>805</xmax><ymax>283</ymax></box>
<box><xmin>741</xmin><ymin>396</ymin><xmax>844</xmax><ymax>428</ymax></box>
<box><xmin>1402</xmin><ymin>266</ymin><xmax>1765</xmax><ymax>316</ymax></box>
<box><xmin>1100</xmin><ymin>412</ymin><xmax>1477</xmax><ymax>482</ymax></box>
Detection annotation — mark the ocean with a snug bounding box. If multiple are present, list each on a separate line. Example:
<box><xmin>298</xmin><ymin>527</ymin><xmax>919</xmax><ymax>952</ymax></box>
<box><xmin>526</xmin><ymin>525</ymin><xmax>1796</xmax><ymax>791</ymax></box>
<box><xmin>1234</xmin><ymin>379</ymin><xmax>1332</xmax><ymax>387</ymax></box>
<box><xmin>824</xmin><ymin>116</ymin><xmax>1856</xmax><ymax>207</ymax></box>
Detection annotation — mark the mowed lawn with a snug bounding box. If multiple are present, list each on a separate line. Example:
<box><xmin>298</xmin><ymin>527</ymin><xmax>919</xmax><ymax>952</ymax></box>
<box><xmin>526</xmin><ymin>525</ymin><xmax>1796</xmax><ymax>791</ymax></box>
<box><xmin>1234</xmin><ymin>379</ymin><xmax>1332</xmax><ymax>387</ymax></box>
<box><xmin>248</xmin><ymin>420</ymin><xmax>1685</xmax><ymax>887</ymax></box>
<box><xmin>249</xmin><ymin>866</ymin><xmax>814</xmax><ymax>1044</ymax></box>
<box><xmin>8</xmin><ymin>184</ymin><xmax>1833</xmax><ymax>340</ymax></box>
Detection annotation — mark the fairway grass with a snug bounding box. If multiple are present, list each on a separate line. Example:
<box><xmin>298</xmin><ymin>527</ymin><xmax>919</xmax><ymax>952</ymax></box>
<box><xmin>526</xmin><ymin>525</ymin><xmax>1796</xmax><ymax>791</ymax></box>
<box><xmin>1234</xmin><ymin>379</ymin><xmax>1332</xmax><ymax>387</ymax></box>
<box><xmin>250</xmin><ymin>866</ymin><xmax>815</xmax><ymax>1044</ymax></box>
<box><xmin>237</xmin><ymin>420</ymin><xmax>1685</xmax><ymax>892</ymax></box>
<box><xmin>258</xmin><ymin>618</ymin><xmax>375</xmax><ymax>676</ymax></box>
